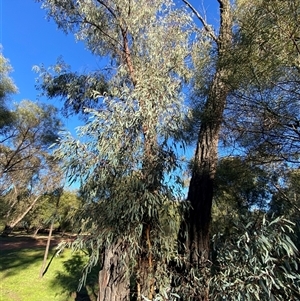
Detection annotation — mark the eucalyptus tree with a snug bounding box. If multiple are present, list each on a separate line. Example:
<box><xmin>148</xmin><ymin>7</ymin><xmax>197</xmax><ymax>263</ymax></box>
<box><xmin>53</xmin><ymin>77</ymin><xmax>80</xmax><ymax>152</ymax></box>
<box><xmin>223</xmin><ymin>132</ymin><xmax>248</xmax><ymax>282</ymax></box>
<box><xmin>210</xmin><ymin>214</ymin><xmax>300</xmax><ymax>300</ymax></box>
<box><xmin>36</xmin><ymin>0</ymin><xmax>191</xmax><ymax>299</ymax></box>
<box><xmin>0</xmin><ymin>100</ymin><xmax>63</xmax><ymax>236</ymax></box>
<box><xmin>178</xmin><ymin>0</ymin><xmax>300</xmax><ymax>299</ymax></box>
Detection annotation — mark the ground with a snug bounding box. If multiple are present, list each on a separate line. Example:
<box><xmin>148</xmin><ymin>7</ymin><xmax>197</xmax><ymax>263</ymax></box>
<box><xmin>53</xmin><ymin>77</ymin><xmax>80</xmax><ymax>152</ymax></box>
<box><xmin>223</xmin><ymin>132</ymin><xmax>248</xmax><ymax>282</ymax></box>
<box><xmin>0</xmin><ymin>233</ymin><xmax>95</xmax><ymax>301</ymax></box>
<box><xmin>0</xmin><ymin>234</ymin><xmax>66</xmax><ymax>251</ymax></box>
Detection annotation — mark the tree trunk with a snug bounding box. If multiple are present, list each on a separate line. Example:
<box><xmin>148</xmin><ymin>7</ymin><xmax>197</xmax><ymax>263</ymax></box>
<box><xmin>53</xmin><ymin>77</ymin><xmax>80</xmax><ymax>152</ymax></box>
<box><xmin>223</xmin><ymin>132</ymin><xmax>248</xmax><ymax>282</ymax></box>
<box><xmin>40</xmin><ymin>189</ymin><xmax>62</xmax><ymax>278</ymax></box>
<box><xmin>98</xmin><ymin>240</ymin><xmax>129</xmax><ymax>301</ymax></box>
<box><xmin>39</xmin><ymin>219</ymin><xmax>54</xmax><ymax>278</ymax></box>
<box><xmin>135</xmin><ymin>224</ymin><xmax>155</xmax><ymax>301</ymax></box>
<box><xmin>180</xmin><ymin>1</ymin><xmax>233</xmax><ymax>300</ymax></box>
<box><xmin>1</xmin><ymin>195</ymin><xmax>41</xmax><ymax>236</ymax></box>
<box><xmin>33</xmin><ymin>227</ymin><xmax>41</xmax><ymax>237</ymax></box>
<box><xmin>188</xmin><ymin>68</ymin><xmax>229</xmax><ymax>265</ymax></box>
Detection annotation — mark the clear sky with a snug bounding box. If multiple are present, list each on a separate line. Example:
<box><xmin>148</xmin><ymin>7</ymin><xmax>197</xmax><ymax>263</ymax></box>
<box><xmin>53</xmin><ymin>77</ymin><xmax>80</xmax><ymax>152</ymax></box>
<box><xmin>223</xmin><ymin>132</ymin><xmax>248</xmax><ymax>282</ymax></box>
<box><xmin>0</xmin><ymin>0</ymin><xmax>220</xmax><ymax>133</ymax></box>
<box><xmin>0</xmin><ymin>0</ymin><xmax>104</xmax><ymax>132</ymax></box>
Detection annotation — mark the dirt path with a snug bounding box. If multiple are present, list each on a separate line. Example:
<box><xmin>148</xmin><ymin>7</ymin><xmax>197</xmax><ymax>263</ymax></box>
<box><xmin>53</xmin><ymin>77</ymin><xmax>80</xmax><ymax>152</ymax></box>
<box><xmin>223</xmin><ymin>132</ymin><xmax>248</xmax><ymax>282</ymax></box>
<box><xmin>0</xmin><ymin>236</ymin><xmax>64</xmax><ymax>251</ymax></box>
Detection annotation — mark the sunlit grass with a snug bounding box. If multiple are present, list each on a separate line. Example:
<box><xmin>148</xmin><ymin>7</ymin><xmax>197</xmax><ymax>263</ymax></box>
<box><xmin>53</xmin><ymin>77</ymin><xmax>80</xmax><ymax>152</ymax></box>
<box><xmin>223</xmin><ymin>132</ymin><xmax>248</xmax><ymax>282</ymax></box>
<box><xmin>0</xmin><ymin>242</ymin><xmax>98</xmax><ymax>301</ymax></box>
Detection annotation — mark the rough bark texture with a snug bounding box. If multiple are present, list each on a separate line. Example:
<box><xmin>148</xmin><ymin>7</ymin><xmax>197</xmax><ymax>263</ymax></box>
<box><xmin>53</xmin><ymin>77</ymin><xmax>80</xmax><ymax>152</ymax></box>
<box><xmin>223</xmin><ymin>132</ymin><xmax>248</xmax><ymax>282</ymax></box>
<box><xmin>136</xmin><ymin>224</ymin><xmax>155</xmax><ymax>301</ymax></box>
<box><xmin>183</xmin><ymin>1</ymin><xmax>233</xmax><ymax>300</ymax></box>
<box><xmin>98</xmin><ymin>240</ymin><xmax>130</xmax><ymax>301</ymax></box>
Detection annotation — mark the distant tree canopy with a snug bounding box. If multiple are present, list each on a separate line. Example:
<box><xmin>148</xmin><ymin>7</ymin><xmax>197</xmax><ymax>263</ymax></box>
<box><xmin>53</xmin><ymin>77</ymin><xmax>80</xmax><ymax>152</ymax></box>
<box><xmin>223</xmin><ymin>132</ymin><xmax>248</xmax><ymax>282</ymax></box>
<box><xmin>24</xmin><ymin>189</ymin><xmax>82</xmax><ymax>235</ymax></box>
<box><xmin>0</xmin><ymin>52</ymin><xmax>17</xmax><ymax>130</ymax></box>
<box><xmin>0</xmin><ymin>60</ymin><xmax>64</xmax><ymax>236</ymax></box>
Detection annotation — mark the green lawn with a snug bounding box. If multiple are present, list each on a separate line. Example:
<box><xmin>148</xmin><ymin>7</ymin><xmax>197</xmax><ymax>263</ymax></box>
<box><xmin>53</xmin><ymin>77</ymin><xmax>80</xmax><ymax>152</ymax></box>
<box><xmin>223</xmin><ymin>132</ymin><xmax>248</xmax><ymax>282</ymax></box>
<box><xmin>0</xmin><ymin>241</ymin><xmax>98</xmax><ymax>301</ymax></box>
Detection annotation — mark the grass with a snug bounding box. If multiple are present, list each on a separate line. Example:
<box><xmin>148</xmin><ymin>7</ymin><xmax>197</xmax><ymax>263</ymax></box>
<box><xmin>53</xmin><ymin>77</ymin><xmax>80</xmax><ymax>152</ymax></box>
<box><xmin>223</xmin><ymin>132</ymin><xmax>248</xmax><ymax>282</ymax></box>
<box><xmin>0</xmin><ymin>238</ymin><xmax>98</xmax><ymax>301</ymax></box>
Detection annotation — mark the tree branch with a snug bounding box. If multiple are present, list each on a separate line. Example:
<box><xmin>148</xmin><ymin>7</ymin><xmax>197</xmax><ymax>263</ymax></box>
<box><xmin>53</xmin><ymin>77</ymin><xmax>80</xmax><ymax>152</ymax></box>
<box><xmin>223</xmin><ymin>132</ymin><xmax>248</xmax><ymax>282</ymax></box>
<box><xmin>82</xmin><ymin>18</ymin><xmax>123</xmax><ymax>50</ymax></box>
<box><xmin>121</xmin><ymin>27</ymin><xmax>136</xmax><ymax>86</ymax></box>
<box><xmin>96</xmin><ymin>0</ymin><xmax>117</xmax><ymax>19</ymax></box>
<box><xmin>181</xmin><ymin>0</ymin><xmax>217</xmax><ymax>42</ymax></box>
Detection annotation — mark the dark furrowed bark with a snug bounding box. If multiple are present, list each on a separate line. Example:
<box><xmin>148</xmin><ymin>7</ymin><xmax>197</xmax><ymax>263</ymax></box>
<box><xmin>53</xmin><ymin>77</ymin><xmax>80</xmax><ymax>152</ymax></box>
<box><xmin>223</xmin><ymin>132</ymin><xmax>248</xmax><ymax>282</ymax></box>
<box><xmin>179</xmin><ymin>1</ymin><xmax>233</xmax><ymax>300</ymax></box>
<box><xmin>98</xmin><ymin>240</ymin><xmax>130</xmax><ymax>301</ymax></box>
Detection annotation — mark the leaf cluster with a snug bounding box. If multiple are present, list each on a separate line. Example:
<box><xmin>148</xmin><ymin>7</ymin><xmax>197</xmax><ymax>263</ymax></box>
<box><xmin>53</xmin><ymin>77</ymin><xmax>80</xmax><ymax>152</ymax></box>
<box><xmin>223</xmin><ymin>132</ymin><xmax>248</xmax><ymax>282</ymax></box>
<box><xmin>210</xmin><ymin>214</ymin><xmax>300</xmax><ymax>300</ymax></box>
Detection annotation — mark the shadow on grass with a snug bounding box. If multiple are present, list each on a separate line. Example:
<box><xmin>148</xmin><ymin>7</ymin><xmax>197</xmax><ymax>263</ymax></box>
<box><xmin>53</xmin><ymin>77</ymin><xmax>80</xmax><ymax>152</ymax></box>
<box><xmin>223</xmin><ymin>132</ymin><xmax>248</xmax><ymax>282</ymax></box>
<box><xmin>0</xmin><ymin>248</ymin><xmax>45</xmax><ymax>278</ymax></box>
<box><xmin>51</xmin><ymin>251</ymin><xmax>99</xmax><ymax>301</ymax></box>
<box><xmin>0</xmin><ymin>236</ymin><xmax>98</xmax><ymax>300</ymax></box>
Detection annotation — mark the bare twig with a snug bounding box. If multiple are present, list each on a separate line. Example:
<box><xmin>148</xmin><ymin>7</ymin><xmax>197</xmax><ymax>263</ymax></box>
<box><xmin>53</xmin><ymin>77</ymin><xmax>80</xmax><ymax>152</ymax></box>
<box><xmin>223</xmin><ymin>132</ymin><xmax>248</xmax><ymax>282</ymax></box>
<box><xmin>181</xmin><ymin>0</ymin><xmax>217</xmax><ymax>42</ymax></box>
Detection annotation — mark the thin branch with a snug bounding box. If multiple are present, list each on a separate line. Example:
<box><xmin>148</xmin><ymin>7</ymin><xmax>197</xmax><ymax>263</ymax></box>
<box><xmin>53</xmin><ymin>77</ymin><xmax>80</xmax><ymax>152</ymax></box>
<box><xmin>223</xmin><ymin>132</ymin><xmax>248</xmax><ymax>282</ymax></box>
<box><xmin>181</xmin><ymin>0</ymin><xmax>217</xmax><ymax>42</ymax></box>
<box><xmin>95</xmin><ymin>0</ymin><xmax>117</xmax><ymax>19</ymax></box>
<box><xmin>85</xmin><ymin>1</ymin><xmax>135</xmax><ymax>84</ymax></box>
<box><xmin>83</xmin><ymin>18</ymin><xmax>123</xmax><ymax>50</ymax></box>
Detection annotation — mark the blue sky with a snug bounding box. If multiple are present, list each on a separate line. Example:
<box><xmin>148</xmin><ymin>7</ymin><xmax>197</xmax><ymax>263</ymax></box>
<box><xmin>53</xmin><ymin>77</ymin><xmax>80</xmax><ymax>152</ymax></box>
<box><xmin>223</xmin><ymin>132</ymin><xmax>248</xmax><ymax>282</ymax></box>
<box><xmin>0</xmin><ymin>0</ymin><xmax>219</xmax><ymax>132</ymax></box>
<box><xmin>0</xmin><ymin>0</ymin><xmax>103</xmax><ymax>132</ymax></box>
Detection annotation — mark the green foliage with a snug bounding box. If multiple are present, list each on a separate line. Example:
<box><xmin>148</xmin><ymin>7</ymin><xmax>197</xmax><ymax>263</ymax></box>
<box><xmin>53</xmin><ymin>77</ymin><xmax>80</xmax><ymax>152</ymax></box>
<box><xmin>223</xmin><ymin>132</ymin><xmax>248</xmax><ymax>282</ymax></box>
<box><xmin>24</xmin><ymin>190</ymin><xmax>81</xmax><ymax>233</ymax></box>
<box><xmin>169</xmin><ymin>213</ymin><xmax>300</xmax><ymax>301</ymax></box>
<box><xmin>269</xmin><ymin>169</ymin><xmax>300</xmax><ymax>218</ymax></box>
<box><xmin>12</xmin><ymin>100</ymin><xmax>61</xmax><ymax>146</ymax></box>
<box><xmin>0</xmin><ymin>100</ymin><xmax>62</xmax><ymax>177</ymax></box>
<box><xmin>34</xmin><ymin>59</ymin><xmax>108</xmax><ymax>118</ymax></box>
<box><xmin>0</xmin><ymin>100</ymin><xmax>63</xmax><ymax>232</ymax></box>
<box><xmin>212</xmin><ymin>157</ymin><xmax>271</xmax><ymax>234</ymax></box>
<box><xmin>268</xmin><ymin>168</ymin><xmax>300</xmax><ymax>249</ymax></box>
<box><xmin>0</xmin><ymin>52</ymin><xmax>17</xmax><ymax>98</ymax></box>
<box><xmin>215</xmin><ymin>157</ymin><xmax>270</xmax><ymax>209</ymax></box>
<box><xmin>235</xmin><ymin>0</ymin><xmax>300</xmax><ymax>79</ymax></box>
<box><xmin>211</xmin><ymin>215</ymin><xmax>300</xmax><ymax>300</ymax></box>
<box><xmin>0</xmin><ymin>52</ymin><xmax>17</xmax><ymax>130</ymax></box>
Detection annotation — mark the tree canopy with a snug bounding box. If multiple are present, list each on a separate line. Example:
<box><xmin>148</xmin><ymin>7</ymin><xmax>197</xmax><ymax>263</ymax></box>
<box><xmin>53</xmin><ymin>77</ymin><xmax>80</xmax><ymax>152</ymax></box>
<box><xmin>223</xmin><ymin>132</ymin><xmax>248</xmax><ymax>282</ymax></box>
<box><xmin>0</xmin><ymin>98</ymin><xmax>63</xmax><ymax>235</ymax></box>
<box><xmin>0</xmin><ymin>52</ymin><xmax>17</xmax><ymax>130</ymax></box>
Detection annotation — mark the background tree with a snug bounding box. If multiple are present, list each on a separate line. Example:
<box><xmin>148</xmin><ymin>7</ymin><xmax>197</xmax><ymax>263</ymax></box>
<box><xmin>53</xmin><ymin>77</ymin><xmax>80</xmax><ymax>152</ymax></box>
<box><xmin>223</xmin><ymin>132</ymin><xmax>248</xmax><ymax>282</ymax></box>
<box><xmin>211</xmin><ymin>157</ymin><xmax>271</xmax><ymax>235</ymax></box>
<box><xmin>39</xmin><ymin>186</ymin><xmax>64</xmax><ymax>279</ymax></box>
<box><xmin>24</xmin><ymin>189</ymin><xmax>81</xmax><ymax>236</ymax></box>
<box><xmin>269</xmin><ymin>169</ymin><xmax>300</xmax><ymax>218</ymax></box>
<box><xmin>0</xmin><ymin>100</ymin><xmax>63</xmax><ymax>236</ymax></box>
<box><xmin>268</xmin><ymin>168</ymin><xmax>300</xmax><ymax>248</ymax></box>
<box><xmin>0</xmin><ymin>51</ymin><xmax>17</xmax><ymax>130</ymax></box>
<box><xmin>224</xmin><ymin>0</ymin><xmax>300</xmax><ymax>164</ymax></box>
